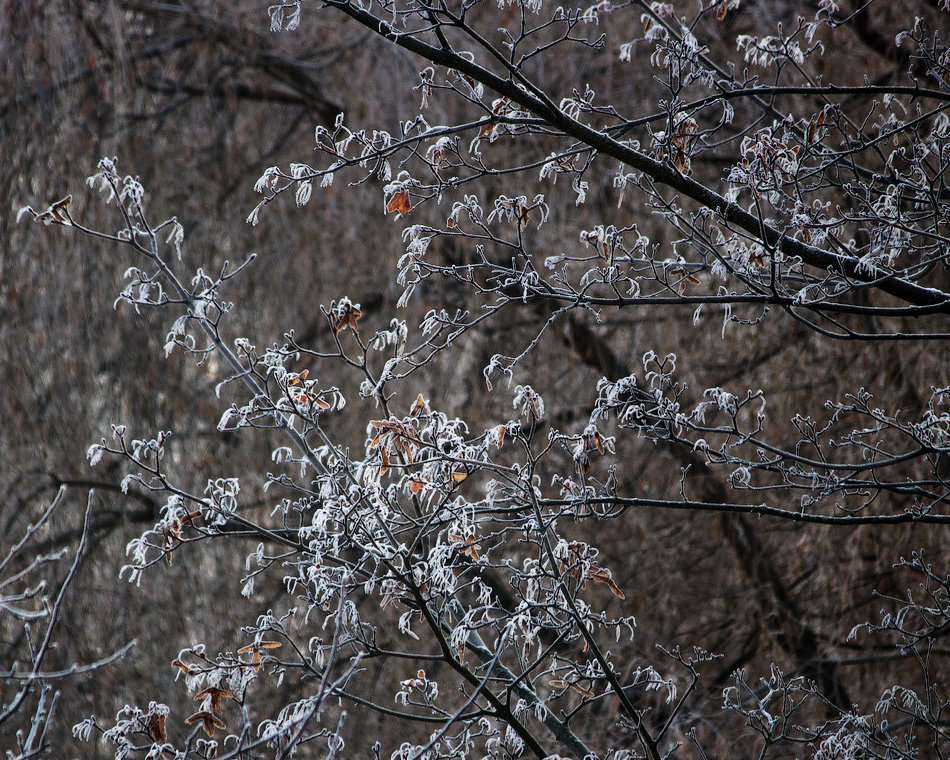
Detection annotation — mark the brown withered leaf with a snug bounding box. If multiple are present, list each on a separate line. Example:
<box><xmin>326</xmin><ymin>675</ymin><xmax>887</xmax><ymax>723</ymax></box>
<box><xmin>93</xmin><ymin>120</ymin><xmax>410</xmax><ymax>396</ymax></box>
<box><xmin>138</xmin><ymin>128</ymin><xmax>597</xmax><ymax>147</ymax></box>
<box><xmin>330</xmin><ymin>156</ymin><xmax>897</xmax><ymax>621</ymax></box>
<box><xmin>238</xmin><ymin>640</ymin><xmax>281</xmax><ymax>671</ymax></box>
<box><xmin>172</xmin><ymin>658</ymin><xmax>197</xmax><ymax>675</ymax></box>
<box><xmin>806</xmin><ymin>109</ymin><xmax>826</xmax><ymax>144</ymax></box>
<box><xmin>370</xmin><ymin>419</ymin><xmax>420</xmax><ymax>462</ymax></box>
<box><xmin>35</xmin><ymin>194</ymin><xmax>73</xmax><ymax>226</ymax></box>
<box><xmin>288</xmin><ymin>369</ymin><xmax>309</xmax><ymax>386</ymax></box>
<box><xmin>143</xmin><ymin>712</ymin><xmax>167</xmax><ymax>744</ymax></box>
<box><xmin>448</xmin><ymin>531</ymin><xmax>481</xmax><ymax>560</ymax></box>
<box><xmin>672</xmin><ymin>147</ymin><xmax>690</xmax><ymax>174</ymax></box>
<box><xmin>491</xmin><ymin>425</ymin><xmax>505</xmax><ymax>447</ymax></box>
<box><xmin>194</xmin><ymin>686</ymin><xmax>233</xmax><ymax>714</ymax></box>
<box><xmin>669</xmin><ymin>265</ymin><xmax>700</xmax><ymax>294</ymax></box>
<box><xmin>50</xmin><ymin>194</ymin><xmax>72</xmax><ymax>220</ymax></box>
<box><xmin>386</xmin><ymin>190</ymin><xmax>411</xmax><ymax>215</ymax></box>
<box><xmin>330</xmin><ymin>301</ymin><xmax>362</xmax><ymax>335</ymax></box>
<box><xmin>589</xmin><ymin>567</ymin><xmax>625</xmax><ymax>599</ymax></box>
<box><xmin>186</xmin><ymin>711</ymin><xmax>226</xmax><ymax>737</ymax></box>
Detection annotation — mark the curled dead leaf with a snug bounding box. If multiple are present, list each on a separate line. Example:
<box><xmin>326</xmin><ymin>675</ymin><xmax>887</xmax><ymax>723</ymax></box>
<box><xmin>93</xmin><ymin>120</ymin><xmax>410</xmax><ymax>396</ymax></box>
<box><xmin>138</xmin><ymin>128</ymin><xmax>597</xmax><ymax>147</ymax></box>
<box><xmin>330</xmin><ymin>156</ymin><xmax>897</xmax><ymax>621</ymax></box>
<box><xmin>194</xmin><ymin>686</ymin><xmax>233</xmax><ymax>713</ymax></box>
<box><xmin>185</xmin><ymin>711</ymin><xmax>226</xmax><ymax>737</ymax></box>
<box><xmin>238</xmin><ymin>640</ymin><xmax>281</xmax><ymax>671</ymax></box>
<box><xmin>386</xmin><ymin>190</ymin><xmax>411</xmax><ymax>215</ymax></box>
<box><xmin>143</xmin><ymin>712</ymin><xmax>167</xmax><ymax>744</ymax></box>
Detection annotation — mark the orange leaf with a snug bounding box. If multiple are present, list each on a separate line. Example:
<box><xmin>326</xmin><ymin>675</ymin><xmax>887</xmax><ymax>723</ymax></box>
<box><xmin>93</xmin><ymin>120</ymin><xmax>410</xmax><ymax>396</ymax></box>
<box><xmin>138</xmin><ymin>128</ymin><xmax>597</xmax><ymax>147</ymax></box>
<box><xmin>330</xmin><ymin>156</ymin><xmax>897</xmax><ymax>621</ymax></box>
<box><xmin>386</xmin><ymin>190</ymin><xmax>411</xmax><ymax>215</ymax></box>
<box><xmin>493</xmin><ymin>425</ymin><xmax>505</xmax><ymax>447</ymax></box>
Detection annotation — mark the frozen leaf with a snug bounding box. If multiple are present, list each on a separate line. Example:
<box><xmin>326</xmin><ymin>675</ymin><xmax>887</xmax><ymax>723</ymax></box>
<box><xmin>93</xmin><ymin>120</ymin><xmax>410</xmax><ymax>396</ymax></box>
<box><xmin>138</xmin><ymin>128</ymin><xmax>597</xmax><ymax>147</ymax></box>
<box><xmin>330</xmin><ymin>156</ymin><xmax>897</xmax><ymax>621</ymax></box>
<box><xmin>185</xmin><ymin>710</ymin><xmax>226</xmax><ymax>737</ymax></box>
<box><xmin>386</xmin><ymin>190</ymin><xmax>411</xmax><ymax>215</ymax></box>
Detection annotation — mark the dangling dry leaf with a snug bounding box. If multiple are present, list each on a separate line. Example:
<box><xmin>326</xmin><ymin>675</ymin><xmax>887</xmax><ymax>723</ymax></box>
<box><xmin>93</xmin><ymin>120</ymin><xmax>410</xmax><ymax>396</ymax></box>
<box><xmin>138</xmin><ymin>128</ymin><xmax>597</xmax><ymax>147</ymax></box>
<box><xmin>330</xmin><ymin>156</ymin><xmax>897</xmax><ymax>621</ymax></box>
<box><xmin>143</xmin><ymin>712</ymin><xmax>167</xmax><ymax>744</ymax></box>
<box><xmin>589</xmin><ymin>567</ymin><xmax>625</xmax><ymax>599</ymax></box>
<box><xmin>806</xmin><ymin>109</ymin><xmax>826</xmax><ymax>144</ymax></box>
<box><xmin>492</xmin><ymin>425</ymin><xmax>505</xmax><ymax>447</ymax></box>
<box><xmin>185</xmin><ymin>711</ymin><xmax>226</xmax><ymax>737</ymax></box>
<box><xmin>449</xmin><ymin>531</ymin><xmax>481</xmax><ymax>560</ymax></box>
<box><xmin>172</xmin><ymin>658</ymin><xmax>197</xmax><ymax>675</ymax></box>
<box><xmin>570</xmin><ymin>683</ymin><xmax>596</xmax><ymax>698</ymax></box>
<box><xmin>386</xmin><ymin>190</ymin><xmax>411</xmax><ymax>215</ymax></box>
<box><xmin>330</xmin><ymin>301</ymin><xmax>362</xmax><ymax>334</ymax></box>
<box><xmin>238</xmin><ymin>640</ymin><xmax>281</xmax><ymax>671</ymax></box>
<box><xmin>194</xmin><ymin>686</ymin><xmax>233</xmax><ymax>713</ymax></box>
